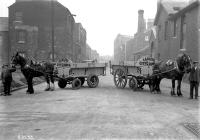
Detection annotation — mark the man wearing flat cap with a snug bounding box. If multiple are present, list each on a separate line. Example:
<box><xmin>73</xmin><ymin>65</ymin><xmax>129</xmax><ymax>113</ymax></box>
<box><xmin>189</xmin><ymin>61</ymin><xmax>200</xmax><ymax>99</ymax></box>
<box><xmin>1</xmin><ymin>64</ymin><xmax>16</xmax><ymax>96</ymax></box>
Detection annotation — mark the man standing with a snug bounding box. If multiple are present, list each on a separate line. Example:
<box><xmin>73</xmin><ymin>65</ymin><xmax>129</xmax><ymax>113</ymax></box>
<box><xmin>189</xmin><ymin>61</ymin><xmax>200</xmax><ymax>99</ymax></box>
<box><xmin>1</xmin><ymin>64</ymin><xmax>16</xmax><ymax>96</ymax></box>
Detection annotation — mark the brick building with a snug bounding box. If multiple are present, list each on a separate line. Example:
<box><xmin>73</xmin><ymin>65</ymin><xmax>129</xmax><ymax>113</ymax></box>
<box><xmin>9</xmin><ymin>0</ymin><xmax>75</xmax><ymax>61</ymax></box>
<box><xmin>154</xmin><ymin>0</ymin><xmax>191</xmax><ymax>61</ymax></box>
<box><xmin>0</xmin><ymin>17</ymin><xmax>9</xmax><ymax>71</ymax></box>
<box><xmin>114</xmin><ymin>34</ymin><xmax>133</xmax><ymax>62</ymax></box>
<box><xmin>125</xmin><ymin>10</ymin><xmax>154</xmax><ymax>61</ymax></box>
<box><xmin>154</xmin><ymin>0</ymin><xmax>200</xmax><ymax>62</ymax></box>
<box><xmin>91</xmin><ymin>49</ymin><xmax>99</xmax><ymax>61</ymax></box>
<box><xmin>73</xmin><ymin>23</ymin><xmax>87</xmax><ymax>62</ymax></box>
<box><xmin>86</xmin><ymin>43</ymin><xmax>92</xmax><ymax>60</ymax></box>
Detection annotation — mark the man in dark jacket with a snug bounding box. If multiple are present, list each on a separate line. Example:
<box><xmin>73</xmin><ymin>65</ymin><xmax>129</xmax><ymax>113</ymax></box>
<box><xmin>189</xmin><ymin>61</ymin><xmax>200</xmax><ymax>99</ymax></box>
<box><xmin>1</xmin><ymin>64</ymin><xmax>16</xmax><ymax>96</ymax></box>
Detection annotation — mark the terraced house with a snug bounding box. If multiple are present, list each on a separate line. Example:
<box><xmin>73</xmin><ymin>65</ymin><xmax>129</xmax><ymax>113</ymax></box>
<box><xmin>154</xmin><ymin>0</ymin><xmax>200</xmax><ymax>62</ymax></box>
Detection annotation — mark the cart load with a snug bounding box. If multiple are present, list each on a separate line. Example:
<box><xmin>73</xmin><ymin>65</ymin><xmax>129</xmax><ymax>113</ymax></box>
<box><xmin>110</xmin><ymin>56</ymin><xmax>155</xmax><ymax>91</ymax></box>
<box><xmin>54</xmin><ymin>61</ymin><xmax>106</xmax><ymax>90</ymax></box>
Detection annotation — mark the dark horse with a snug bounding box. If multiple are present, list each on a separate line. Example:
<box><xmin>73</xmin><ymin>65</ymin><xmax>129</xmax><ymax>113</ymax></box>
<box><xmin>11</xmin><ymin>52</ymin><xmax>55</xmax><ymax>94</ymax></box>
<box><xmin>152</xmin><ymin>53</ymin><xmax>192</xmax><ymax>96</ymax></box>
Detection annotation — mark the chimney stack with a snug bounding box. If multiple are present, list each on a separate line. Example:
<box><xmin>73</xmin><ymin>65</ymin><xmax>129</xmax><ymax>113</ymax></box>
<box><xmin>137</xmin><ymin>9</ymin><xmax>146</xmax><ymax>33</ymax></box>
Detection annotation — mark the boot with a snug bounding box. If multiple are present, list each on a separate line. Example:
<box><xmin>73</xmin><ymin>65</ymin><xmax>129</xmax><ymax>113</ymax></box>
<box><xmin>44</xmin><ymin>84</ymin><xmax>50</xmax><ymax>91</ymax></box>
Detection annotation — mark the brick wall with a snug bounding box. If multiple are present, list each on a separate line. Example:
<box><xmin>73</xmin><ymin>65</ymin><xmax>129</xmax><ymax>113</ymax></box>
<box><xmin>9</xmin><ymin>1</ymin><xmax>75</xmax><ymax>61</ymax></box>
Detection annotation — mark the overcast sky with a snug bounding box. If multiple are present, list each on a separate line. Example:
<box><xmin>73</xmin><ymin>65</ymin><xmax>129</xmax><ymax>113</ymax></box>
<box><xmin>0</xmin><ymin>0</ymin><xmax>157</xmax><ymax>56</ymax></box>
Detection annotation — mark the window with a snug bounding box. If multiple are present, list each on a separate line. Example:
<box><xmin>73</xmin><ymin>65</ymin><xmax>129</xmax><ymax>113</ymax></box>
<box><xmin>15</xmin><ymin>12</ymin><xmax>23</xmax><ymax>23</ymax></box>
<box><xmin>145</xmin><ymin>36</ymin><xmax>149</xmax><ymax>41</ymax></box>
<box><xmin>158</xmin><ymin>25</ymin><xmax>161</xmax><ymax>42</ymax></box>
<box><xmin>164</xmin><ymin>21</ymin><xmax>168</xmax><ymax>40</ymax></box>
<box><xmin>173</xmin><ymin>20</ymin><xmax>177</xmax><ymax>37</ymax></box>
<box><xmin>180</xmin><ymin>15</ymin><xmax>186</xmax><ymax>49</ymax></box>
<box><xmin>17</xmin><ymin>30</ymin><xmax>26</xmax><ymax>44</ymax></box>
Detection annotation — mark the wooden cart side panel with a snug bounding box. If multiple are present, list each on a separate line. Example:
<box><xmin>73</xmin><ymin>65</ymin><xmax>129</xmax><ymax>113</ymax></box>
<box><xmin>70</xmin><ymin>67</ymin><xmax>105</xmax><ymax>77</ymax></box>
<box><xmin>70</xmin><ymin>63</ymin><xmax>106</xmax><ymax>68</ymax></box>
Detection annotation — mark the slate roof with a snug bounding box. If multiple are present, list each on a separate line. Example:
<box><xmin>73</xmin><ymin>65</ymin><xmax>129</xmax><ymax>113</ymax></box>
<box><xmin>162</xmin><ymin>0</ymin><xmax>189</xmax><ymax>14</ymax></box>
<box><xmin>169</xmin><ymin>0</ymin><xmax>199</xmax><ymax>20</ymax></box>
<box><xmin>154</xmin><ymin>0</ymin><xmax>189</xmax><ymax>25</ymax></box>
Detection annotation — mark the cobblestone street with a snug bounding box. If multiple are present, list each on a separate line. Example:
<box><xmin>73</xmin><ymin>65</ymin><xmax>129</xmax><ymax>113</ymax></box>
<box><xmin>0</xmin><ymin>73</ymin><xmax>199</xmax><ymax>140</ymax></box>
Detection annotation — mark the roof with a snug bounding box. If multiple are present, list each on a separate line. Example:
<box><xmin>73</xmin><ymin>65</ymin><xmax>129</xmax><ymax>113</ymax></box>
<box><xmin>9</xmin><ymin>0</ymin><xmax>74</xmax><ymax>19</ymax></box>
<box><xmin>154</xmin><ymin>0</ymin><xmax>189</xmax><ymax>25</ymax></box>
<box><xmin>169</xmin><ymin>0</ymin><xmax>199</xmax><ymax>20</ymax></box>
<box><xmin>0</xmin><ymin>17</ymin><xmax>8</xmax><ymax>31</ymax></box>
<box><xmin>162</xmin><ymin>0</ymin><xmax>189</xmax><ymax>14</ymax></box>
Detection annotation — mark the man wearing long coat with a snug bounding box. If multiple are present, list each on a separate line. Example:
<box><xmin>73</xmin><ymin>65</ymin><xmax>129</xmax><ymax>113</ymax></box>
<box><xmin>1</xmin><ymin>65</ymin><xmax>16</xmax><ymax>96</ymax></box>
<box><xmin>189</xmin><ymin>61</ymin><xmax>200</xmax><ymax>99</ymax></box>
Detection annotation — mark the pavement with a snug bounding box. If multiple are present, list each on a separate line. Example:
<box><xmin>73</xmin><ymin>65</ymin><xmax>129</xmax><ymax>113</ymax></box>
<box><xmin>0</xmin><ymin>72</ymin><xmax>199</xmax><ymax>140</ymax></box>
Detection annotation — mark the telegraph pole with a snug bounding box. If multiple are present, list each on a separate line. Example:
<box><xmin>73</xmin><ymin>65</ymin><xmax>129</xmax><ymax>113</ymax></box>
<box><xmin>51</xmin><ymin>0</ymin><xmax>55</xmax><ymax>61</ymax></box>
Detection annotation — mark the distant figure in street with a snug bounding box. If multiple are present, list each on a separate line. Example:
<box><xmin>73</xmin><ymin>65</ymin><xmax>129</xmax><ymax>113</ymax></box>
<box><xmin>189</xmin><ymin>61</ymin><xmax>200</xmax><ymax>99</ymax></box>
<box><xmin>44</xmin><ymin>60</ymin><xmax>55</xmax><ymax>91</ymax></box>
<box><xmin>1</xmin><ymin>64</ymin><xmax>16</xmax><ymax>96</ymax></box>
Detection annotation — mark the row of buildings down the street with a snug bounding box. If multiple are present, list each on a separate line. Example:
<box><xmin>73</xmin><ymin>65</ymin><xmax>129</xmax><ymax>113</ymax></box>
<box><xmin>0</xmin><ymin>0</ymin><xmax>99</xmax><ymax>70</ymax></box>
<box><xmin>114</xmin><ymin>0</ymin><xmax>200</xmax><ymax>64</ymax></box>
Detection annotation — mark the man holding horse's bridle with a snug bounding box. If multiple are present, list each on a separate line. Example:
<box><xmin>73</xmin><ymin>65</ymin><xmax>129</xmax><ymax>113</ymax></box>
<box><xmin>189</xmin><ymin>61</ymin><xmax>200</xmax><ymax>99</ymax></box>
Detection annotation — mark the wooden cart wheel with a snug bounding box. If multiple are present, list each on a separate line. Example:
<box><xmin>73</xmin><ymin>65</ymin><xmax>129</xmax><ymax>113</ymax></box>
<box><xmin>114</xmin><ymin>68</ymin><xmax>127</xmax><ymax>88</ymax></box>
<box><xmin>72</xmin><ymin>78</ymin><xmax>81</xmax><ymax>90</ymax></box>
<box><xmin>87</xmin><ymin>74</ymin><xmax>99</xmax><ymax>88</ymax></box>
<box><xmin>79</xmin><ymin>77</ymin><xmax>85</xmax><ymax>86</ymax></box>
<box><xmin>129</xmin><ymin>77</ymin><xmax>138</xmax><ymax>91</ymax></box>
<box><xmin>58</xmin><ymin>79</ymin><xmax>67</xmax><ymax>88</ymax></box>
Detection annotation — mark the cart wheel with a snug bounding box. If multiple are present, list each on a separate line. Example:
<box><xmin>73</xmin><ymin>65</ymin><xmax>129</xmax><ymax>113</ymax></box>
<box><xmin>72</xmin><ymin>78</ymin><xmax>81</xmax><ymax>90</ymax></box>
<box><xmin>87</xmin><ymin>74</ymin><xmax>99</xmax><ymax>88</ymax></box>
<box><xmin>129</xmin><ymin>77</ymin><xmax>138</xmax><ymax>91</ymax></box>
<box><xmin>58</xmin><ymin>79</ymin><xmax>67</xmax><ymax>88</ymax></box>
<box><xmin>79</xmin><ymin>77</ymin><xmax>85</xmax><ymax>86</ymax></box>
<box><xmin>114</xmin><ymin>68</ymin><xmax>127</xmax><ymax>88</ymax></box>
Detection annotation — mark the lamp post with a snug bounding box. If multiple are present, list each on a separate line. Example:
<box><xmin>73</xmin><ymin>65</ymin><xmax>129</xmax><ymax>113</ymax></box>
<box><xmin>51</xmin><ymin>0</ymin><xmax>55</xmax><ymax>62</ymax></box>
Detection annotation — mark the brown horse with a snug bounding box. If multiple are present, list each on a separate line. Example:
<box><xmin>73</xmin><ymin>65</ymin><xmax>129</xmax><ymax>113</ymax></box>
<box><xmin>11</xmin><ymin>52</ymin><xmax>55</xmax><ymax>94</ymax></box>
<box><xmin>152</xmin><ymin>53</ymin><xmax>192</xmax><ymax>96</ymax></box>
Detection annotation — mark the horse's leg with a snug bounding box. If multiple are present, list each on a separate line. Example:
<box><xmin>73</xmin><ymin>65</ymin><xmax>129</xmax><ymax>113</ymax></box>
<box><xmin>149</xmin><ymin>78</ymin><xmax>154</xmax><ymax>93</ymax></box>
<box><xmin>177</xmin><ymin>79</ymin><xmax>183</xmax><ymax>97</ymax></box>
<box><xmin>171</xmin><ymin>79</ymin><xmax>176</xmax><ymax>96</ymax></box>
<box><xmin>157</xmin><ymin>78</ymin><xmax>161</xmax><ymax>94</ymax></box>
<box><xmin>50</xmin><ymin>74</ymin><xmax>55</xmax><ymax>91</ymax></box>
<box><xmin>26</xmin><ymin>78</ymin><xmax>31</xmax><ymax>94</ymax></box>
<box><xmin>45</xmin><ymin>74</ymin><xmax>50</xmax><ymax>91</ymax></box>
<box><xmin>26</xmin><ymin>77</ymin><xmax>34</xmax><ymax>94</ymax></box>
<box><xmin>29</xmin><ymin>78</ymin><xmax>34</xmax><ymax>94</ymax></box>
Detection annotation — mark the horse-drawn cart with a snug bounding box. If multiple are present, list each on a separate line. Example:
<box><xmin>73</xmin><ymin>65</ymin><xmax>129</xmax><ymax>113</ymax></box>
<box><xmin>110</xmin><ymin>56</ymin><xmax>155</xmax><ymax>91</ymax></box>
<box><xmin>54</xmin><ymin>62</ymin><xmax>106</xmax><ymax>89</ymax></box>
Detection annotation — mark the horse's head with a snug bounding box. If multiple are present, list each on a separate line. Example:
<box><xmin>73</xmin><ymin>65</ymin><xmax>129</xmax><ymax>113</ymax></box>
<box><xmin>11</xmin><ymin>52</ymin><xmax>27</xmax><ymax>67</ymax></box>
<box><xmin>176</xmin><ymin>53</ymin><xmax>192</xmax><ymax>73</ymax></box>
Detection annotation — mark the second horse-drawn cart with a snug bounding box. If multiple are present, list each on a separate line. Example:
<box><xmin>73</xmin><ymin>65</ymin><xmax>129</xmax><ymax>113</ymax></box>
<box><xmin>110</xmin><ymin>56</ymin><xmax>156</xmax><ymax>91</ymax></box>
<box><xmin>54</xmin><ymin>61</ymin><xmax>106</xmax><ymax>90</ymax></box>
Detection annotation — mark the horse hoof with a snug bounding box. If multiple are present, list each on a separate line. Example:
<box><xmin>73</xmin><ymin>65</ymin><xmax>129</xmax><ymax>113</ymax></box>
<box><xmin>44</xmin><ymin>88</ymin><xmax>50</xmax><ymax>91</ymax></box>
<box><xmin>26</xmin><ymin>92</ymin><xmax>30</xmax><ymax>94</ymax></box>
<box><xmin>50</xmin><ymin>88</ymin><xmax>54</xmax><ymax>91</ymax></box>
<box><xmin>178</xmin><ymin>94</ymin><xmax>183</xmax><ymax>97</ymax></box>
